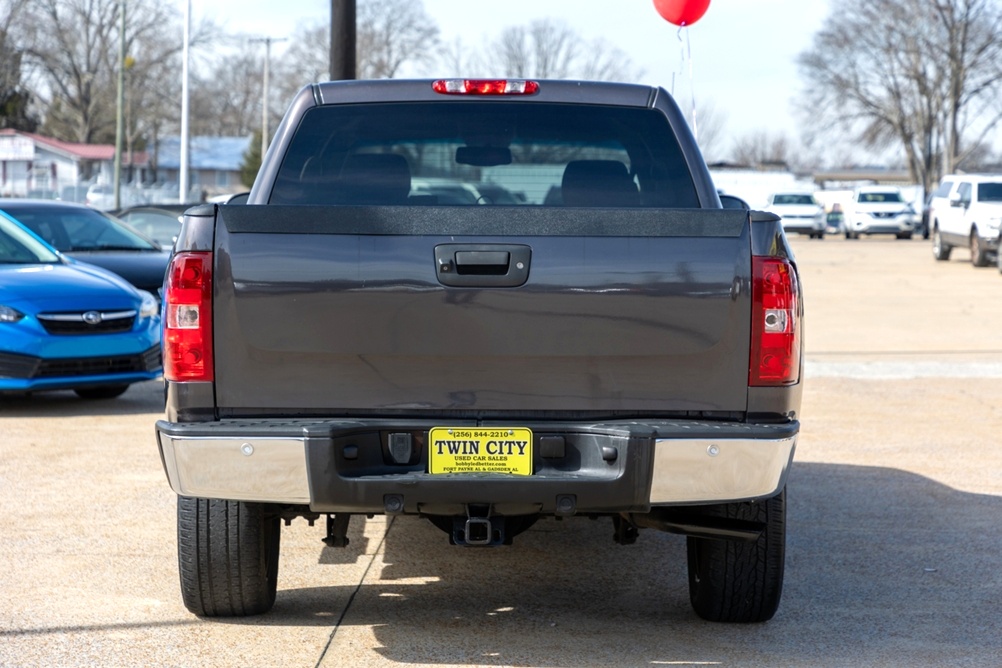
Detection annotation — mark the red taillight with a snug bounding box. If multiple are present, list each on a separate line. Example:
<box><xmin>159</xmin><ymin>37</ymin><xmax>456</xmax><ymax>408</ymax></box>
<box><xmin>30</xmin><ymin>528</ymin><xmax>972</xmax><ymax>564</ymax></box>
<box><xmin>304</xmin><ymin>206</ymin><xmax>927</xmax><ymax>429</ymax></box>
<box><xmin>163</xmin><ymin>251</ymin><xmax>213</xmax><ymax>382</ymax></box>
<box><xmin>432</xmin><ymin>79</ymin><xmax>540</xmax><ymax>95</ymax></box>
<box><xmin>750</xmin><ymin>257</ymin><xmax>800</xmax><ymax>386</ymax></box>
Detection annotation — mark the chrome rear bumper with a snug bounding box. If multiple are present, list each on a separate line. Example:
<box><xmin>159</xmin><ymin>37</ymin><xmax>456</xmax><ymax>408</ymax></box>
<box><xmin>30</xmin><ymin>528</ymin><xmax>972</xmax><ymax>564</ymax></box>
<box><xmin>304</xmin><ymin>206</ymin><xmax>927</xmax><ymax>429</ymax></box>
<box><xmin>156</xmin><ymin>419</ymin><xmax>796</xmax><ymax>510</ymax></box>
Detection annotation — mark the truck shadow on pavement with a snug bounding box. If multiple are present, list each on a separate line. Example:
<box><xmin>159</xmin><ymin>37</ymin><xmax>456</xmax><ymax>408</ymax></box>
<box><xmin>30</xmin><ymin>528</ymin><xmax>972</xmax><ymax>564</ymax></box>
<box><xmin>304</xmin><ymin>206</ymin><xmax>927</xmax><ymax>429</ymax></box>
<box><xmin>258</xmin><ymin>462</ymin><xmax>1002</xmax><ymax>666</ymax></box>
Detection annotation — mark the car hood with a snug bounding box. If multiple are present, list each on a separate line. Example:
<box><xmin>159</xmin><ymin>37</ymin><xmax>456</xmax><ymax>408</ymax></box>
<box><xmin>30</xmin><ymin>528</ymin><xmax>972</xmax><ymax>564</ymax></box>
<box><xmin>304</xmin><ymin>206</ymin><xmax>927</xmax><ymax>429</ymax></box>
<box><xmin>854</xmin><ymin>202</ymin><xmax>909</xmax><ymax>213</ymax></box>
<box><xmin>64</xmin><ymin>250</ymin><xmax>170</xmax><ymax>295</ymax></box>
<box><xmin>768</xmin><ymin>204</ymin><xmax>822</xmax><ymax>217</ymax></box>
<box><xmin>0</xmin><ymin>262</ymin><xmax>142</xmax><ymax>314</ymax></box>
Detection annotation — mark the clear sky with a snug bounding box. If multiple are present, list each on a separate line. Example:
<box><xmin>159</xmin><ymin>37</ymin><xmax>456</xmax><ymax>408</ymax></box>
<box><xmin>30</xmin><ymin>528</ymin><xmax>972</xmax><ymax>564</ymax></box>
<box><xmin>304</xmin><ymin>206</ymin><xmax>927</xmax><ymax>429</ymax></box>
<box><xmin>197</xmin><ymin>0</ymin><xmax>832</xmax><ymax>154</ymax></box>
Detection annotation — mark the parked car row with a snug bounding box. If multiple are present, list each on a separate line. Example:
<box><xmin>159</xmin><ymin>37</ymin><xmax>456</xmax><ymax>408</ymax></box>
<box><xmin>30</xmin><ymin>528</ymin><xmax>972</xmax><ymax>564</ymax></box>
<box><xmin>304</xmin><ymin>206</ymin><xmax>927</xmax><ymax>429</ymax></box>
<box><xmin>0</xmin><ymin>204</ymin><xmax>163</xmax><ymax>399</ymax></box>
<box><xmin>762</xmin><ymin>186</ymin><xmax>920</xmax><ymax>241</ymax></box>
<box><xmin>0</xmin><ymin>200</ymin><xmax>171</xmax><ymax>298</ymax></box>
<box><xmin>0</xmin><ymin>192</ymin><xmax>259</xmax><ymax>399</ymax></box>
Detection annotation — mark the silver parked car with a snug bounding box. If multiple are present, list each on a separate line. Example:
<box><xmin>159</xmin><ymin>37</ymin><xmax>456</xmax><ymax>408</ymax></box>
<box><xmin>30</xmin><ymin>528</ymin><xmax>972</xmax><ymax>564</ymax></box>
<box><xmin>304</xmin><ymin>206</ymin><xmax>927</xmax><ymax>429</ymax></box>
<box><xmin>844</xmin><ymin>186</ymin><xmax>917</xmax><ymax>239</ymax></box>
<box><xmin>766</xmin><ymin>191</ymin><xmax>826</xmax><ymax>239</ymax></box>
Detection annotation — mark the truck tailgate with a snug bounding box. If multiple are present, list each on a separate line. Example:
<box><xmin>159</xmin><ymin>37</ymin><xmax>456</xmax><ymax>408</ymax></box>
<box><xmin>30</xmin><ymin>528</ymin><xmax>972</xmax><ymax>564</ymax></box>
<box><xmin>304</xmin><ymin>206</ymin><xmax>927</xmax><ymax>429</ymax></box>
<box><xmin>212</xmin><ymin>205</ymin><xmax>751</xmax><ymax>415</ymax></box>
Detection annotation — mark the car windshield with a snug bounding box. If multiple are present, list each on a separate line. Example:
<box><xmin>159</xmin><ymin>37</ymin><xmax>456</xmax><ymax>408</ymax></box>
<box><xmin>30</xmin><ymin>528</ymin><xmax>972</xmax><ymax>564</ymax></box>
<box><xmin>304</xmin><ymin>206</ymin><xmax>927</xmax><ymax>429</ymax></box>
<box><xmin>115</xmin><ymin>210</ymin><xmax>181</xmax><ymax>246</ymax></box>
<box><xmin>977</xmin><ymin>183</ymin><xmax>1002</xmax><ymax>202</ymax></box>
<box><xmin>0</xmin><ymin>204</ymin><xmax>159</xmax><ymax>252</ymax></box>
<box><xmin>0</xmin><ymin>215</ymin><xmax>61</xmax><ymax>264</ymax></box>
<box><xmin>270</xmin><ymin>101</ymin><xmax>699</xmax><ymax>208</ymax></box>
<box><xmin>773</xmin><ymin>194</ymin><xmax>815</xmax><ymax>205</ymax></box>
<box><xmin>858</xmin><ymin>191</ymin><xmax>903</xmax><ymax>203</ymax></box>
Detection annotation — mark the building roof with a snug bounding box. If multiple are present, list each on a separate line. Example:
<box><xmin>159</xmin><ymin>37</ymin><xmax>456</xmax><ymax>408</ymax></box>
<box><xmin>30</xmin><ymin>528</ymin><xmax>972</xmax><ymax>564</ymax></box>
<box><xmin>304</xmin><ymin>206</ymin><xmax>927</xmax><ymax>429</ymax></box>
<box><xmin>0</xmin><ymin>129</ymin><xmax>147</xmax><ymax>164</ymax></box>
<box><xmin>156</xmin><ymin>135</ymin><xmax>254</xmax><ymax>171</ymax></box>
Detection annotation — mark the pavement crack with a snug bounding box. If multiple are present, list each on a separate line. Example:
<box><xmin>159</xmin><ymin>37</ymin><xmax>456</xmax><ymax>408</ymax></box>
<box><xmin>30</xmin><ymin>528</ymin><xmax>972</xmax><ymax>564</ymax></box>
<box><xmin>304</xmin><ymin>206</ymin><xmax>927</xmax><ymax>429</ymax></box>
<box><xmin>314</xmin><ymin>515</ymin><xmax>395</xmax><ymax>668</ymax></box>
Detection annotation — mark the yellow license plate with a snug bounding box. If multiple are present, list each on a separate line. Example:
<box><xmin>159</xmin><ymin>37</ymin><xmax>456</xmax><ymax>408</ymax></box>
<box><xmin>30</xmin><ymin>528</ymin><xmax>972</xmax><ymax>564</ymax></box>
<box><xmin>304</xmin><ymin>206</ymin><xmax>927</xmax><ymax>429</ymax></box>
<box><xmin>428</xmin><ymin>427</ymin><xmax>533</xmax><ymax>476</ymax></box>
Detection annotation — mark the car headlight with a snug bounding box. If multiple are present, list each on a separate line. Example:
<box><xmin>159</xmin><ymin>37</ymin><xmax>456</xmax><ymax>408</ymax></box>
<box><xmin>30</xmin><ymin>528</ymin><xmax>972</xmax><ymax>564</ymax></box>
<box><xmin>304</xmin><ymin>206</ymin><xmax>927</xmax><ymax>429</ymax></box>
<box><xmin>138</xmin><ymin>290</ymin><xmax>159</xmax><ymax>319</ymax></box>
<box><xmin>0</xmin><ymin>305</ymin><xmax>25</xmax><ymax>323</ymax></box>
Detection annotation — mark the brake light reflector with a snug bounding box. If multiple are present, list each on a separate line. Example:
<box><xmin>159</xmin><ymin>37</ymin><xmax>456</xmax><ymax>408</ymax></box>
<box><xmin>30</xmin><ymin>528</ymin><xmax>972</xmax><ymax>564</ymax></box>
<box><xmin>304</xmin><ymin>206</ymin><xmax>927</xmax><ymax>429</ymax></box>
<box><xmin>432</xmin><ymin>79</ymin><xmax>540</xmax><ymax>95</ymax></box>
<box><xmin>750</xmin><ymin>257</ymin><xmax>800</xmax><ymax>386</ymax></box>
<box><xmin>163</xmin><ymin>252</ymin><xmax>213</xmax><ymax>382</ymax></box>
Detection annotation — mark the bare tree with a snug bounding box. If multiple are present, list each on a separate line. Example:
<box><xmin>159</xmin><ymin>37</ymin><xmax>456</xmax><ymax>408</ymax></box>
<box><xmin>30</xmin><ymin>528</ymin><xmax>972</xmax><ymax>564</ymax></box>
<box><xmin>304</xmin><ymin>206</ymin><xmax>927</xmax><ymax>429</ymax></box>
<box><xmin>932</xmin><ymin>0</ymin><xmax>1002</xmax><ymax>173</ymax></box>
<box><xmin>273</xmin><ymin>22</ymin><xmax>331</xmax><ymax>113</ymax></box>
<box><xmin>484</xmin><ymin>18</ymin><xmax>643</xmax><ymax>82</ymax></box>
<box><xmin>23</xmin><ymin>0</ymin><xmax>121</xmax><ymax>143</ymax></box>
<box><xmin>20</xmin><ymin>0</ymin><xmax>212</xmax><ymax>145</ymax></box>
<box><xmin>731</xmin><ymin>130</ymin><xmax>798</xmax><ymax>170</ymax></box>
<box><xmin>437</xmin><ymin>37</ymin><xmax>483</xmax><ymax>77</ymax></box>
<box><xmin>271</xmin><ymin>0</ymin><xmax>440</xmax><ymax>109</ymax></box>
<box><xmin>189</xmin><ymin>45</ymin><xmax>267</xmax><ymax>137</ymax></box>
<box><xmin>692</xmin><ymin>99</ymin><xmax>727</xmax><ymax>163</ymax></box>
<box><xmin>0</xmin><ymin>0</ymin><xmax>36</xmax><ymax>130</ymax></box>
<box><xmin>798</xmin><ymin>0</ymin><xmax>1002</xmax><ymax>193</ymax></box>
<box><xmin>356</xmin><ymin>0</ymin><xmax>439</xmax><ymax>78</ymax></box>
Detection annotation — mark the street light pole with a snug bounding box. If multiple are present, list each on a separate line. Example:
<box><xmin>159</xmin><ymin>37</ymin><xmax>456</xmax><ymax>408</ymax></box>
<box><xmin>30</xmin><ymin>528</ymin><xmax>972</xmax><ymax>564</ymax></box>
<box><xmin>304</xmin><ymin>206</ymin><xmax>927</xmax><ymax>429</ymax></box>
<box><xmin>250</xmin><ymin>37</ymin><xmax>287</xmax><ymax>159</ymax></box>
<box><xmin>330</xmin><ymin>0</ymin><xmax>356</xmax><ymax>81</ymax></box>
<box><xmin>113</xmin><ymin>0</ymin><xmax>126</xmax><ymax>209</ymax></box>
<box><xmin>180</xmin><ymin>0</ymin><xmax>191</xmax><ymax>204</ymax></box>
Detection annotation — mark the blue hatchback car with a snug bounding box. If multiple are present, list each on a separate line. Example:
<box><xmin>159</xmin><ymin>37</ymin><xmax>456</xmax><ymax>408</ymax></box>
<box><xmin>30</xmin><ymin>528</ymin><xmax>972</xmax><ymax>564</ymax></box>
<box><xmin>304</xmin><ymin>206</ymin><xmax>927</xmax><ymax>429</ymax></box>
<box><xmin>0</xmin><ymin>211</ymin><xmax>162</xmax><ymax>398</ymax></box>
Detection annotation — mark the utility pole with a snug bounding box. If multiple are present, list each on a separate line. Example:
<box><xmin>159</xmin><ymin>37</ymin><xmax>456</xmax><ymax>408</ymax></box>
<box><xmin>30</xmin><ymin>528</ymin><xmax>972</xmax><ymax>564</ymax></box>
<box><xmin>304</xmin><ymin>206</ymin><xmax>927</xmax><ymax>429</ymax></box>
<box><xmin>180</xmin><ymin>0</ymin><xmax>191</xmax><ymax>204</ymax></box>
<box><xmin>113</xmin><ymin>0</ymin><xmax>126</xmax><ymax>209</ymax></box>
<box><xmin>330</xmin><ymin>0</ymin><xmax>356</xmax><ymax>80</ymax></box>
<box><xmin>250</xmin><ymin>36</ymin><xmax>287</xmax><ymax>159</ymax></box>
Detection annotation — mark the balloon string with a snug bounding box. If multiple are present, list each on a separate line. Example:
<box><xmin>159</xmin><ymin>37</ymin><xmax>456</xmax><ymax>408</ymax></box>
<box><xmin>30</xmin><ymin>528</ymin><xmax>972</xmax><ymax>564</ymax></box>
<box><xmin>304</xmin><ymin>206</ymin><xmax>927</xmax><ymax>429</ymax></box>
<box><xmin>687</xmin><ymin>25</ymin><xmax>697</xmax><ymax>141</ymax></box>
<box><xmin>673</xmin><ymin>23</ymin><xmax>697</xmax><ymax>142</ymax></box>
<box><xmin>673</xmin><ymin>25</ymin><xmax>684</xmax><ymax>96</ymax></box>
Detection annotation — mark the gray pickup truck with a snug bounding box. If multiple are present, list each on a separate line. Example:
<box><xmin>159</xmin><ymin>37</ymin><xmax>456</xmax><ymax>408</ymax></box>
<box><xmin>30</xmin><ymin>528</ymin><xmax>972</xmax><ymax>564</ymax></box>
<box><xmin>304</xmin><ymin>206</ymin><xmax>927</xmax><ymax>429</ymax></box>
<box><xmin>155</xmin><ymin>79</ymin><xmax>802</xmax><ymax>623</ymax></box>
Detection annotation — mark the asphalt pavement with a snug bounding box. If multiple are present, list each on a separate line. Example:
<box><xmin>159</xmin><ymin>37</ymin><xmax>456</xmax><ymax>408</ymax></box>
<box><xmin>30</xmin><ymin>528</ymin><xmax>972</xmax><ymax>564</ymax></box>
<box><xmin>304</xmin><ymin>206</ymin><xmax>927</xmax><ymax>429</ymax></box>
<box><xmin>1</xmin><ymin>236</ymin><xmax>1000</xmax><ymax>667</ymax></box>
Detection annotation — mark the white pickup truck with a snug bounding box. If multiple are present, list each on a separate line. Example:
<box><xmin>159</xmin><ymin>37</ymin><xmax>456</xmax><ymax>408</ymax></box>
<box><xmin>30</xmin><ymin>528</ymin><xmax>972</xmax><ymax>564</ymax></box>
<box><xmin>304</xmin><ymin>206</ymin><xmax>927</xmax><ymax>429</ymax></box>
<box><xmin>929</xmin><ymin>174</ymin><xmax>1002</xmax><ymax>266</ymax></box>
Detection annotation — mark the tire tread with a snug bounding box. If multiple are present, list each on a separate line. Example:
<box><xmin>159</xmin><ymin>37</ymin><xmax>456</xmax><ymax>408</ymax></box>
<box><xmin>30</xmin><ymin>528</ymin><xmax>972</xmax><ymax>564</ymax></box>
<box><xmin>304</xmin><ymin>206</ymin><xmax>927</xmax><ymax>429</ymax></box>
<box><xmin>686</xmin><ymin>489</ymin><xmax>785</xmax><ymax>623</ymax></box>
<box><xmin>177</xmin><ymin>496</ymin><xmax>279</xmax><ymax>617</ymax></box>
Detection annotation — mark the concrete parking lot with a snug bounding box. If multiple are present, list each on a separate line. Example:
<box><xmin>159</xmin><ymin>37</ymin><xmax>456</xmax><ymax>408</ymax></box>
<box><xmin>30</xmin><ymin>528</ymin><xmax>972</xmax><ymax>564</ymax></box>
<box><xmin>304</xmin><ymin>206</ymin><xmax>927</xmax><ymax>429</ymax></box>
<box><xmin>2</xmin><ymin>236</ymin><xmax>1000</xmax><ymax>667</ymax></box>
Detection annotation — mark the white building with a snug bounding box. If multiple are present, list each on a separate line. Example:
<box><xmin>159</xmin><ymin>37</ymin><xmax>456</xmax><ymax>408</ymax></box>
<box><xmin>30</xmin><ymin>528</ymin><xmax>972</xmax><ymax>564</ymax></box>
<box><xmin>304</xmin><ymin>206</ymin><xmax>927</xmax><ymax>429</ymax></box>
<box><xmin>0</xmin><ymin>129</ymin><xmax>147</xmax><ymax>201</ymax></box>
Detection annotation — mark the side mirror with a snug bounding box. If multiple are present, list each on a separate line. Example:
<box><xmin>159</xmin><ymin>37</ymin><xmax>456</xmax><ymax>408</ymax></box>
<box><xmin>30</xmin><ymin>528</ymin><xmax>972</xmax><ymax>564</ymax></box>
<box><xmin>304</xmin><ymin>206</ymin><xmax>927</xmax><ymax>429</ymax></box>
<box><xmin>719</xmin><ymin>194</ymin><xmax>749</xmax><ymax>210</ymax></box>
<box><xmin>948</xmin><ymin>192</ymin><xmax>963</xmax><ymax>207</ymax></box>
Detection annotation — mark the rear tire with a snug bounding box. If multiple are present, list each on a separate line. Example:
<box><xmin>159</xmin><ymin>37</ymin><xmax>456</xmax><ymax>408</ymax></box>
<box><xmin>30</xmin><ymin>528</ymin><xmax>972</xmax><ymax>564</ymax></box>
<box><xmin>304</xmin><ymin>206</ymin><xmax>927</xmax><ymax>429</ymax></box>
<box><xmin>686</xmin><ymin>489</ymin><xmax>786</xmax><ymax>623</ymax></box>
<box><xmin>177</xmin><ymin>496</ymin><xmax>280</xmax><ymax>617</ymax></box>
<box><xmin>932</xmin><ymin>228</ymin><xmax>951</xmax><ymax>261</ymax></box>
<box><xmin>74</xmin><ymin>384</ymin><xmax>129</xmax><ymax>399</ymax></box>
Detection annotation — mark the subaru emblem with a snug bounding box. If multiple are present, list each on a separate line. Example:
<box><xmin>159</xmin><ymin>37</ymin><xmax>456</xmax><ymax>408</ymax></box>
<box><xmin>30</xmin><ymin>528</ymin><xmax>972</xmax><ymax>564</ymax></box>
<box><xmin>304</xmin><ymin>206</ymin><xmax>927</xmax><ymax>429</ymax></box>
<box><xmin>82</xmin><ymin>311</ymin><xmax>103</xmax><ymax>325</ymax></box>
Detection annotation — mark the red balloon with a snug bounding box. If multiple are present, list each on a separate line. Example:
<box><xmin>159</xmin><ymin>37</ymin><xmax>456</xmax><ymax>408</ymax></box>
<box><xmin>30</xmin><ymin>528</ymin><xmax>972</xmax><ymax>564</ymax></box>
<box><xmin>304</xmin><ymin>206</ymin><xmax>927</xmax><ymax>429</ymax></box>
<box><xmin>653</xmin><ymin>0</ymin><xmax>711</xmax><ymax>26</ymax></box>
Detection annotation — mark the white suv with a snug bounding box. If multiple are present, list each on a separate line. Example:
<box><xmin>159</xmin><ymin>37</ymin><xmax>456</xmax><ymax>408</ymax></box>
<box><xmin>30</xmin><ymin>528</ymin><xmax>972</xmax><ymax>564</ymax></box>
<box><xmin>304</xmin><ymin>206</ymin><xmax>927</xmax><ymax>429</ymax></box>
<box><xmin>765</xmin><ymin>191</ymin><xmax>826</xmax><ymax>239</ymax></box>
<box><xmin>844</xmin><ymin>186</ymin><xmax>917</xmax><ymax>239</ymax></box>
<box><xmin>929</xmin><ymin>174</ymin><xmax>1002</xmax><ymax>266</ymax></box>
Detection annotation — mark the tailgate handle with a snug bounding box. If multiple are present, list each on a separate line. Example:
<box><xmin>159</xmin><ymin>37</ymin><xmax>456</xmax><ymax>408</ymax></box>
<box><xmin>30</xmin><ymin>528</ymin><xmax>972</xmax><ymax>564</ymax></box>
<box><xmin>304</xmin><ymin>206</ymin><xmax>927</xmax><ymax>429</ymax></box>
<box><xmin>435</xmin><ymin>244</ymin><xmax>531</xmax><ymax>287</ymax></box>
<box><xmin>455</xmin><ymin>250</ymin><xmax>510</xmax><ymax>273</ymax></box>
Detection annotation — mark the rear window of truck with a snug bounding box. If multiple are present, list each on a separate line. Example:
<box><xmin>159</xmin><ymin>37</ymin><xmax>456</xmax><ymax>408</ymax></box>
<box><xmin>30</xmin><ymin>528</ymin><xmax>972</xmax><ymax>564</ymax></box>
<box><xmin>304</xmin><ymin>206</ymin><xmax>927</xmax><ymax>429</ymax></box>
<box><xmin>268</xmin><ymin>102</ymin><xmax>699</xmax><ymax>208</ymax></box>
